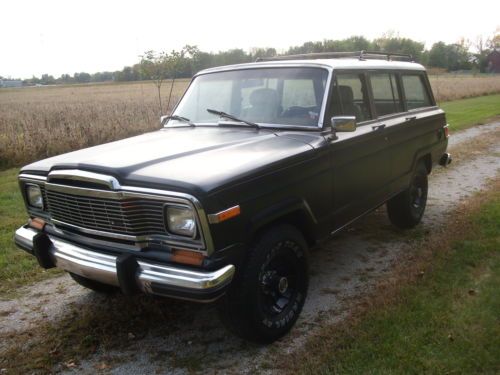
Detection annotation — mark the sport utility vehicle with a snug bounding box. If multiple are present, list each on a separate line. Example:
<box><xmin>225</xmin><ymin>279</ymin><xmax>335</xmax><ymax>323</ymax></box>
<box><xmin>15</xmin><ymin>51</ymin><xmax>451</xmax><ymax>343</ymax></box>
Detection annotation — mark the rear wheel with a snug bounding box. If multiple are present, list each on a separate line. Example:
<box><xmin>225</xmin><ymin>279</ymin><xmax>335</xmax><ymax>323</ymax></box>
<box><xmin>69</xmin><ymin>273</ymin><xmax>119</xmax><ymax>294</ymax></box>
<box><xmin>387</xmin><ymin>161</ymin><xmax>428</xmax><ymax>229</ymax></box>
<box><xmin>217</xmin><ymin>224</ymin><xmax>309</xmax><ymax>343</ymax></box>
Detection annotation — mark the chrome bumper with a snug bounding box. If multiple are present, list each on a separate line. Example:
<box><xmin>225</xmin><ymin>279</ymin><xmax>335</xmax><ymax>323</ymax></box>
<box><xmin>15</xmin><ymin>226</ymin><xmax>235</xmax><ymax>302</ymax></box>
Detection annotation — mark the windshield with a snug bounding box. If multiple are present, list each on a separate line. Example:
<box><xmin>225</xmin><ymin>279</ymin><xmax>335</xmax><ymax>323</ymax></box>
<box><xmin>170</xmin><ymin>67</ymin><xmax>329</xmax><ymax>127</ymax></box>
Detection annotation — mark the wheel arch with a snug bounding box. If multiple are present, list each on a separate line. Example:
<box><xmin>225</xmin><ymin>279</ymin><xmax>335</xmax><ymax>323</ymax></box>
<box><xmin>248</xmin><ymin>198</ymin><xmax>317</xmax><ymax>247</ymax></box>
<box><xmin>421</xmin><ymin>153</ymin><xmax>432</xmax><ymax>174</ymax></box>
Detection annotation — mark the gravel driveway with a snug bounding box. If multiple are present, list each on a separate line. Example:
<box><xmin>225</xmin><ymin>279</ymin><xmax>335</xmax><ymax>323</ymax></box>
<box><xmin>1</xmin><ymin>122</ymin><xmax>499</xmax><ymax>374</ymax></box>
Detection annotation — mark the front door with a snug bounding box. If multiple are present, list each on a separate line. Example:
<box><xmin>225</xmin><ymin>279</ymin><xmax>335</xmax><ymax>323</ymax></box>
<box><xmin>328</xmin><ymin>71</ymin><xmax>392</xmax><ymax>229</ymax></box>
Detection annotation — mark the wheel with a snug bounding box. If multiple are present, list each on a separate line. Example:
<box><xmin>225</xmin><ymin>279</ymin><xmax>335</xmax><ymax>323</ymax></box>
<box><xmin>217</xmin><ymin>224</ymin><xmax>309</xmax><ymax>343</ymax></box>
<box><xmin>387</xmin><ymin>161</ymin><xmax>428</xmax><ymax>229</ymax></box>
<box><xmin>69</xmin><ymin>272</ymin><xmax>119</xmax><ymax>294</ymax></box>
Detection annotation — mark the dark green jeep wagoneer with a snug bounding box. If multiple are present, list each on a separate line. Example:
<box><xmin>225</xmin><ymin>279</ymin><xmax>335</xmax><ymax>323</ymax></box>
<box><xmin>15</xmin><ymin>51</ymin><xmax>451</xmax><ymax>342</ymax></box>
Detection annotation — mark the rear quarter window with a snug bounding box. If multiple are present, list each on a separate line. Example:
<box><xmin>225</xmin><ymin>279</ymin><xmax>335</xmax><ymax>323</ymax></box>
<box><xmin>402</xmin><ymin>74</ymin><xmax>432</xmax><ymax>110</ymax></box>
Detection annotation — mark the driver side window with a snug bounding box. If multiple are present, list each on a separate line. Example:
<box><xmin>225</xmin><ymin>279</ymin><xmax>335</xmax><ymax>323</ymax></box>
<box><xmin>331</xmin><ymin>73</ymin><xmax>372</xmax><ymax>123</ymax></box>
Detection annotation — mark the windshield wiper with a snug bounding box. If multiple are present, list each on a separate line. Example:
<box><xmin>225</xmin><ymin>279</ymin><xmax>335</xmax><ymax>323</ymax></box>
<box><xmin>207</xmin><ymin>109</ymin><xmax>260</xmax><ymax>129</ymax></box>
<box><xmin>162</xmin><ymin>115</ymin><xmax>195</xmax><ymax>127</ymax></box>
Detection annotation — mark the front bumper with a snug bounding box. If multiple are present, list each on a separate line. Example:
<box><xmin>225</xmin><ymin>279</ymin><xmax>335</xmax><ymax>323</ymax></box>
<box><xmin>15</xmin><ymin>226</ymin><xmax>235</xmax><ymax>302</ymax></box>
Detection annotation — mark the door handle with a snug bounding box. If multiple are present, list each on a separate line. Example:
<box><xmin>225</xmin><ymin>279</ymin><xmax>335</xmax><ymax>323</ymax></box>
<box><xmin>372</xmin><ymin>124</ymin><xmax>386</xmax><ymax>131</ymax></box>
<box><xmin>406</xmin><ymin>116</ymin><xmax>417</xmax><ymax>121</ymax></box>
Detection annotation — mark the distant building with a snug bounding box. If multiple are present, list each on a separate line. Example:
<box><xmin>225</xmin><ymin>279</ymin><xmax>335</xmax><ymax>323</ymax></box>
<box><xmin>0</xmin><ymin>79</ymin><xmax>23</xmax><ymax>88</ymax></box>
<box><xmin>486</xmin><ymin>50</ymin><xmax>500</xmax><ymax>73</ymax></box>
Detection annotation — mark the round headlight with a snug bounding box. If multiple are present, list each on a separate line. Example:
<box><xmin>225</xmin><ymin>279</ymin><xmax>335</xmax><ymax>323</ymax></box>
<box><xmin>26</xmin><ymin>184</ymin><xmax>44</xmax><ymax>209</ymax></box>
<box><xmin>165</xmin><ymin>206</ymin><xmax>196</xmax><ymax>237</ymax></box>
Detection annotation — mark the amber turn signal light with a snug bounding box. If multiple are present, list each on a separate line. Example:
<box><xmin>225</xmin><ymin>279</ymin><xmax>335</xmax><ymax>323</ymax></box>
<box><xmin>28</xmin><ymin>217</ymin><xmax>46</xmax><ymax>231</ymax></box>
<box><xmin>207</xmin><ymin>205</ymin><xmax>241</xmax><ymax>224</ymax></box>
<box><xmin>171</xmin><ymin>248</ymin><xmax>205</xmax><ymax>266</ymax></box>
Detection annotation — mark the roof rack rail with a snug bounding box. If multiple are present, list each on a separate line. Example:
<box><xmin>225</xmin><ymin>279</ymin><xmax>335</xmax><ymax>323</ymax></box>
<box><xmin>255</xmin><ymin>50</ymin><xmax>414</xmax><ymax>62</ymax></box>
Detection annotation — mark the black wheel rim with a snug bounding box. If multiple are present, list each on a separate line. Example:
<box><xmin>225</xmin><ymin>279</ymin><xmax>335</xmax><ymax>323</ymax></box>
<box><xmin>259</xmin><ymin>247</ymin><xmax>302</xmax><ymax>316</ymax></box>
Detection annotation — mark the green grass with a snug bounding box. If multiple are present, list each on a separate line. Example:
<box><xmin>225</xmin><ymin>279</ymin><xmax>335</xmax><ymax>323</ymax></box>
<box><xmin>296</xmin><ymin>191</ymin><xmax>500</xmax><ymax>375</ymax></box>
<box><xmin>0</xmin><ymin>168</ymin><xmax>59</xmax><ymax>297</ymax></box>
<box><xmin>441</xmin><ymin>94</ymin><xmax>500</xmax><ymax>131</ymax></box>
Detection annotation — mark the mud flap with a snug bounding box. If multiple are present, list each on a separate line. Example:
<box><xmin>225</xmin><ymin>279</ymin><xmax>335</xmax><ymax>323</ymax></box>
<box><xmin>116</xmin><ymin>253</ymin><xmax>140</xmax><ymax>295</ymax></box>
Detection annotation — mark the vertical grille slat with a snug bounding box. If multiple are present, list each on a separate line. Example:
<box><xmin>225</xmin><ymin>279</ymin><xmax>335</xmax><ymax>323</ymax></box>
<box><xmin>45</xmin><ymin>190</ymin><xmax>166</xmax><ymax>236</ymax></box>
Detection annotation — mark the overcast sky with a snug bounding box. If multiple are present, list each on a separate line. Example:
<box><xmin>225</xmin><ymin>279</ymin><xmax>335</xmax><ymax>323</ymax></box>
<box><xmin>1</xmin><ymin>0</ymin><xmax>499</xmax><ymax>79</ymax></box>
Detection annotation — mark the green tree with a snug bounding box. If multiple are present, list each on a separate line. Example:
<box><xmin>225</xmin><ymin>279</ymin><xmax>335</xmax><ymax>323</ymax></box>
<box><xmin>373</xmin><ymin>35</ymin><xmax>425</xmax><ymax>61</ymax></box>
<box><xmin>213</xmin><ymin>49</ymin><xmax>252</xmax><ymax>66</ymax></box>
<box><xmin>41</xmin><ymin>74</ymin><xmax>55</xmax><ymax>85</ymax></box>
<box><xmin>428</xmin><ymin>42</ymin><xmax>448</xmax><ymax>68</ymax></box>
<box><xmin>73</xmin><ymin>72</ymin><xmax>91</xmax><ymax>83</ymax></box>
<box><xmin>251</xmin><ymin>47</ymin><xmax>277</xmax><ymax>60</ymax></box>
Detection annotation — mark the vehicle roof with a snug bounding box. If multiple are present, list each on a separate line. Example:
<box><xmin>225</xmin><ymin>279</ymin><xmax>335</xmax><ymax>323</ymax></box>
<box><xmin>197</xmin><ymin>58</ymin><xmax>426</xmax><ymax>75</ymax></box>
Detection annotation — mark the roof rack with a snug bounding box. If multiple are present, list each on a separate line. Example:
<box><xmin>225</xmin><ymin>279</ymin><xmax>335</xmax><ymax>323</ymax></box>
<box><xmin>255</xmin><ymin>51</ymin><xmax>414</xmax><ymax>62</ymax></box>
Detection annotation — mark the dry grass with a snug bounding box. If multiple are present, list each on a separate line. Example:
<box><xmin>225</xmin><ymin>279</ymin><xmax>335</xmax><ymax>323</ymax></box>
<box><xmin>0</xmin><ymin>75</ymin><xmax>499</xmax><ymax>168</ymax></box>
<box><xmin>0</xmin><ymin>80</ymin><xmax>189</xmax><ymax>168</ymax></box>
<box><xmin>429</xmin><ymin>74</ymin><xmax>500</xmax><ymax>102</ymax></box>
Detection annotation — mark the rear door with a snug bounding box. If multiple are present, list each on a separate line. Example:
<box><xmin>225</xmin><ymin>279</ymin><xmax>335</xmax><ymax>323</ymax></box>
<box><xmin>385</xmin><ymin>71</ymin><xmax>445</xmax><ymax>193</ymax></box>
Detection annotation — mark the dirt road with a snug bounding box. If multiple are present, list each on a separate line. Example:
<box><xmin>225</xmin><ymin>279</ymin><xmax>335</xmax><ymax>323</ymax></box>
<box><xmin>1</xmin><ymin>122</ymin><xmax>499</xmax><ymax>374</ymax></box>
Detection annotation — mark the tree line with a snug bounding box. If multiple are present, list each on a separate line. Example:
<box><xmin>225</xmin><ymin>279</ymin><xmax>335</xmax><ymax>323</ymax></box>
<box><xmin>12</xmin><ymin>32</ymin><xmax>500</xmax><ymax>86</ymax></box>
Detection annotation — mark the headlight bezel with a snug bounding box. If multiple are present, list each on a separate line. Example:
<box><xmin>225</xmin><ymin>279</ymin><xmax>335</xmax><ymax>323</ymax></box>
<box><xmin>164</xmin><ymin>204</ymin><xmax>198</xmax><ymax>238</ymax></box>
<box><xmin>25</xmin><ymin>183</ymin><xmax>44</xmax><ymax>210</ymax></box>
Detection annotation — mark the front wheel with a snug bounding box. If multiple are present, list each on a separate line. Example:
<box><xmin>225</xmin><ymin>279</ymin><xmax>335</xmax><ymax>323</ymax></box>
<box><xmin>387</xmin><ymin>161</ymin><xmax>428</xmax><ymax>229</ymax></box>
<box><xmin>217</xmin><ymin>224</ymin><xmax>309</xmax><ymax>343</ymax></box>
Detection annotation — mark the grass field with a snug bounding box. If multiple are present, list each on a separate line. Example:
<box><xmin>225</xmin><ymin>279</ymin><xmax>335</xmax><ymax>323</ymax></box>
<box><xmin>441</xmin><ymin>94</ymin><xmax>500</xmax><ymax>131</ymax></box>
<box><xmin>292</xmin><ymin>185</ymin><xmax>500</xmax><ymax>374</ymax></box>
<box><xmin>0</xmin><ymin>169</ymin><xmax>60</xmax><ymax>297</ymax></box>
<box><xmin>0</xmin><ymin>75</ymin><xmax>499</xmax><ymax>169</ymax></box>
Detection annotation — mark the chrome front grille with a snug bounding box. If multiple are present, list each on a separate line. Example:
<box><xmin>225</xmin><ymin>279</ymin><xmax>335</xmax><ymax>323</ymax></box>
<box><xmin>45</xmin><ymin>190</ymin><xmax>166</xmax><ymax>236</ymax></box>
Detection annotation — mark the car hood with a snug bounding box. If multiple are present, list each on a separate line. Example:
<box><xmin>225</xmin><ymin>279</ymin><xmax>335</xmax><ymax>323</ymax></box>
<box><xmin>22</xmin><ymin>126</ymin><xmax>321</xmax><ymax>195</ymax></box>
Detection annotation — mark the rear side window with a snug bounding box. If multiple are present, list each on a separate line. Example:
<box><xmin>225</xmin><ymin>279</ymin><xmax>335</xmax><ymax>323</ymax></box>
<box><xmin>370</xmin><ymin>73</ymin><xmax>403</xmax><ymax>116</ymax></box>
<box><xmin>402</xmin><ymin>75</ymin><xmax>432</xmax><ymax>110</ymax></box>
<box><xmin>332</xmin><ymin>73</ymin><xmax>372</xmax><ymax>122</ymax></box>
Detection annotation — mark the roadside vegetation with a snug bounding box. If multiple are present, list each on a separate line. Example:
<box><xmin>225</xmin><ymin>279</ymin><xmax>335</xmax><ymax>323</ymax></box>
<box><xmin>286</xmin><ymin>182</ymin><xmax>500</xmax><ymax>374</ymax></box>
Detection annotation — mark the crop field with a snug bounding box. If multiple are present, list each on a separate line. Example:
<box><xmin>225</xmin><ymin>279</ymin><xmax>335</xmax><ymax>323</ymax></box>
<box><xmin>428</xmin><ymin>74</ymin><xmax>500</xmax><ymax>102</ymax></box>
<box><xmin>0</xmin><ymin>80</ymin><xmax>190</xmax><ymax>169</ymax></box>
<box><xmin>0</xmin><ymin>74</ymin><xmax>499</xmax><ymax>169</ymax></box>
